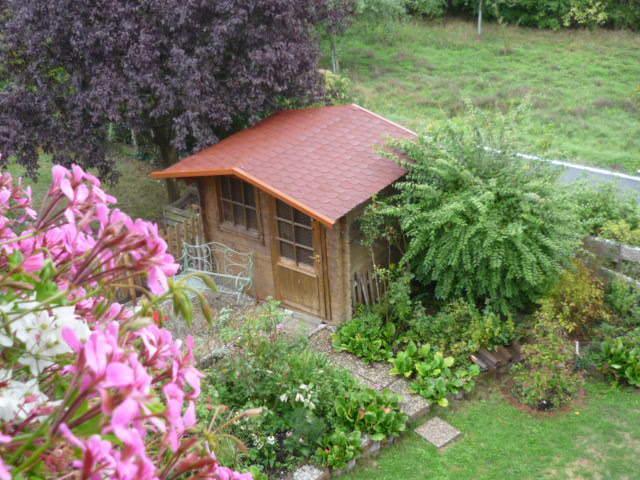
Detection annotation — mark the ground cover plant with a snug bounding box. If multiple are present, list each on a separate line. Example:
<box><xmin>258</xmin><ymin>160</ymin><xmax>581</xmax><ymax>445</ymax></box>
<box><xmin>327</xmin><ymin>19</ymin><xmax>640</xmax><ymax>171</ymax></box>
<box><xmin>0</xmin><ymin>165</ymin><xmax>249</xmax><ymax>479</ymax></box>
<box><xmin>340</xmin><ymin>380</ymin><xmax>640</xmax><ymax>480</ymax></box>
<box><xmin>200</xmin><ymin>302</ymin><xmax>407</xmax><ymax>477</ymax></box>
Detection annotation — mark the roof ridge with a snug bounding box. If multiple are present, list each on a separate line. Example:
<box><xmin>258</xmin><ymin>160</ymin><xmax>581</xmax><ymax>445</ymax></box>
<box><xmin>350</xmin><ymin>104</ymin><xmax>418</xmax><ymax>137</ymax></box>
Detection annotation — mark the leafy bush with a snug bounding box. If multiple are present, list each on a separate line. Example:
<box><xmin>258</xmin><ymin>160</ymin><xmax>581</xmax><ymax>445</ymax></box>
<box><xmin>405</xmin><ymin>0</ymin><xmax>448</xmax><ymax>17</ymax></box>
<box><xmin>600</xmin><ymin>220</ymin><xmax>640</xmax><ymax>247</ymax></box>
<box><xmin>334</xmin><ymin>267</ymin><xmax>415</xmax><ymax>363</ymax></box>
<box><xmin>390</xmin><ymin>341</ymin><xmax>481</xmax><ymax>406</ymax></box>
<box><xmin>363</xmin><ymin>105</ymin><xmax>581</xmax><ymax>314</ymax></box>
<box><xmin>606</xmin><ymin>280</ymin><xmax>640</xmax><ymax>330</ymax></box>
<box><xmin>335</xmin><ymin>389</ymin><xmax>407</xmax><ymax>441</ymax></box>
<box><xmin>511</xmin><ymin>318</ymin><xmax>583</xmax><ymax>410</ymax></box>
<box><xmin>571</xmin><ymin>183</ymin><xmax>640</xmax><ymax>241</ymax></box>
<box><xmin>321</xmin><ymin>69</ymin><xmax>354</xmax><ymax>104</ymax></box>
<box><xmin>334</xmin><ymin>307</ymin><xmax>396</xmax><ymax>362</ymax></box>
<box><xmin>408</xmin><ymin>300</ymin><xmax>516</xmax><ymax>364</ymax></box>
<box><xmin>203</xmin><ymin>303</ymin><xmax>406</xmax><ymax>475</ymax></box>
<box><xmin>535</xmin><ymin>261</ymin><xmax>609</xmax><ymax>338</ymax></box>
<box><xmin>597</xmin><ymin>328</ymin><xmax>640</xmax><ymax>387</ymax></box>
<box><xmin>315</xmin><ymin>431</ymin><xmax>362</xmax><ymax>469</ymax></box>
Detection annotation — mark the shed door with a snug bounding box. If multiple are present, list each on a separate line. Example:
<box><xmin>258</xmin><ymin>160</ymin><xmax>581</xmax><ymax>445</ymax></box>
<box><xmin>271</xmin><ymin>199</ymin><xmax>329</xmax><ymax>319</ymax></box>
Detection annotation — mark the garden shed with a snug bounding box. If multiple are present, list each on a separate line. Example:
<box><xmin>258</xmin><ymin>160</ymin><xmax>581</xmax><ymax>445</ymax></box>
<box><xmin>152</xmin><ymin>104</ymin><xmax>415</xmax><ymax>323</ymax></box>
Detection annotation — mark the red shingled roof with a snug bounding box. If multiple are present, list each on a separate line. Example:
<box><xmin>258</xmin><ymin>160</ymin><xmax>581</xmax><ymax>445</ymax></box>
<box><xmin>151</xmin><ymin>104</ymin><xmax>416</xmax><ymax>226</ymax></box>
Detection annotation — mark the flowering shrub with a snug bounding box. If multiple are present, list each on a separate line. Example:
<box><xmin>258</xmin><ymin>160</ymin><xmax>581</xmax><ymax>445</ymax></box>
<box><xmin>201</xmin><ymin>303</ymin><xmax>406</xmax><ymax>475</ymax></box>
<box><xmin>0</xmin><ymin>165</ymin><xmax>249</xmax><ymax>479</ymax></box>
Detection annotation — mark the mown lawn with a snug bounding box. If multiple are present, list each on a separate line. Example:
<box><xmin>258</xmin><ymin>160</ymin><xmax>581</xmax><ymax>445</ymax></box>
<box><xmin>341</xmin><ymin>380</ymin><xmax>640</xmax><ymax>480</ymax></box>
<box><xmin>9</xmin><ymin>145</ymin><xmax>169</xmax><ymax>221</ymax></box>
<box><xmin>329</xmin><ymin>19</ymin><xmax>640</xmax><ymax>172</ymax></box>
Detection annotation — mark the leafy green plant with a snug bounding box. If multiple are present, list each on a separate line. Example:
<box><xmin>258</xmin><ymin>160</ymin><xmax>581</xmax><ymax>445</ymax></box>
<box><xmin>597</xmin><ymin>328</ymin><xmax>640</xmax><ymax>387</ymax></box>
<box><xmin>600</xmin><ymin>220</ymin><xmax>640</xmax><ymax>247</ymax></box>
<box><xmin>333</xmin><ymin>307</ymin><xmax>396</xmax><ymax>363</ymax></box>
<box><xmin>408</xmin><ymin>300</ymin><xmax>516</xmax><ymax>365</ymax></box>
<box><xmin>363</xmin><ymin>104</ymin><xmax>581</xmax><ymax>314</ymax></box>
<box><xmin>203</xmin><ymin>302</ymin><xmax>406</xmax><ymax>475</ymax></box>
<box><xmin>335</xmin><ymin>389</ymin><xmax>407</xmax><ymax>441</ymax></box>
<box><xmin>511</xmin><ymin>318</ymin><xmax>583</xmax><ymax>410</ymax></box>
<box><xmin>606</xmin><ymin>280</ymin><xmax>640</xmax><ymax>330</ymax></box>
<box><xmin>315</xmin><ymin>430</ymin><xmax>362</xmax><ymax>469</ymax></box>
<box><xmin>536</xmin><ymin>261</ymin><xmax>609</xmax><ymax>338</ymax></box>
<box><xmin>391</xmin><ymin>342</ymin><xmax>480</xmax><ymax>406</ymax></box>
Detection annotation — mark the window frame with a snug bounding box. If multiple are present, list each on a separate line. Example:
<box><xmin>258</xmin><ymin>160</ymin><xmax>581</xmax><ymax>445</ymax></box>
<box><xmin>274</xmin><ymin>200</ymin><xmax>315</xmax><ymax>270</ymax></box>
<box><xmin>216</xmin><ymin>176</ymin><xmax>262</xmax><ymax>238</ymax></box>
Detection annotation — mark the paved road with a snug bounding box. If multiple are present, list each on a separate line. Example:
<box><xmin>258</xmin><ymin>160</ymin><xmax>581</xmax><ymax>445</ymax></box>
<box><xmin>517</xmin><ymin>153</ymin><xmax>640</xmax><ymax>198</ymax></box>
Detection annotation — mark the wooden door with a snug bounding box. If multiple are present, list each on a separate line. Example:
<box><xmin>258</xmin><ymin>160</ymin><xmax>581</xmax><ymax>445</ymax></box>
<box><xmin>271</xmin><ymin>199</ymin><xmax>329</xmax><ymax>319</ymax></box>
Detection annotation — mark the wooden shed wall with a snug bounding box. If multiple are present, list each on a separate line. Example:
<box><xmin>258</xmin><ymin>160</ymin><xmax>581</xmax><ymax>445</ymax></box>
<box><xmin>196</xmin><ymin>177</ymin><xmax>351</xmax><ymax>324</ymax></box>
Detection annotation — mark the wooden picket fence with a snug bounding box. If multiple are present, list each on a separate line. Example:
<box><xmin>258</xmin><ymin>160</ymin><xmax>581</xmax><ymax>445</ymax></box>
<box><xmin>352</xmin><ymin>269</ymin><xmax>387</xmax><ymax>310</ymax></box>
<box><xmin>111</xmin><ymin>197</ymin><xmax>205</xmax><ymax>305</ymax></box>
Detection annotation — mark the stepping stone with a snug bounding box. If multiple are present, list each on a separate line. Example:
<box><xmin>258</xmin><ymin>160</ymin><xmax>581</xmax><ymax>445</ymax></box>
<box><xmin>415</xmin><ymin>417</ymin><xmax>461</xmax><ymax>448</ymax></box>
<box><xmin>292</xmin><ymin>465</ymin><xmax>329</xmax><ymax>480</ymax></box>
<box><xmin>330</xmin><ymin>354</ymin><xmax>396</xmax><ymax>389</ymax></box>
<box><xmin>388</xmin><ymin>379</ymin><xmax>430</xmax><ymax>421</ymax></box>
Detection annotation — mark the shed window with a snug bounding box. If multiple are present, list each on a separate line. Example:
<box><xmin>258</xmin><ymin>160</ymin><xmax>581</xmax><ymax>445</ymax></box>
<box><xmin>219</xmin><ymin>176</ymin><xmax>260</xmax><ymax>233</ymax></box>
<box><xmin>275</xmin><ymin>200</ymin><xmax>314</xmax><ymax>267</ymax></box>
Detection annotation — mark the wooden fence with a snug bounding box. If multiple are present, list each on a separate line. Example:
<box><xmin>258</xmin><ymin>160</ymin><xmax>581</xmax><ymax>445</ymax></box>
<box><xmin>583</xmin><ymin>236</ymin><xmax>640</xmax><ymax>288</ymax></box>
<box><xmin>352</xmin><ymin>269</ymin><xmax>387</xmax><ymax>310</ymax></box>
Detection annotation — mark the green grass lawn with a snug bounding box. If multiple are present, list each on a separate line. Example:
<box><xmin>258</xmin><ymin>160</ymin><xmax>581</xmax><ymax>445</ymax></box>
<box><xmin>341</xmin><ymin>380</ymin><xmax>640</xmax><ymax>480</ymax></box>
<box><xmin>8</xmin><ymin>146</ymin><xmax>169</xmax><ymax>222</ymax></box>
<box><xmin>329</xmin><ymin>19</ymin><xmax>640</xmax><ymax>172</ymax></box>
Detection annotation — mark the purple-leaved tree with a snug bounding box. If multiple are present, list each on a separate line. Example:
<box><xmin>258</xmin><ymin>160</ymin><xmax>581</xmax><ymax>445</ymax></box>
<box><xmin>0</xmin><ymin>0</ymin><xmax>327</xmax><ymax>200</ymax></box>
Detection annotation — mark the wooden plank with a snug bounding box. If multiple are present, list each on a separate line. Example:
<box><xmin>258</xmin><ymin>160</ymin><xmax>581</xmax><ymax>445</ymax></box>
<box><xmin>620</xmin><ymin>244</ymin><xmax>640</xmax><ymax>263</ymax></box>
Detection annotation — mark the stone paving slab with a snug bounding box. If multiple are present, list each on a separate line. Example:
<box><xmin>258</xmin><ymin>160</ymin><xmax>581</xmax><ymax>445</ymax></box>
<box><xmin>292</xmin><ymin>465</ymin><xmax>329</xmax><ymax>480</ymax></box>
<box><xmin>415</xmin><ymin>417</ymin><xmax>461</xmax><ymax>448</ymax></box>
<box><xmin>388</xmin><ymin>379</ymin><xmax>431</xmax><ymax>421</ymax></box>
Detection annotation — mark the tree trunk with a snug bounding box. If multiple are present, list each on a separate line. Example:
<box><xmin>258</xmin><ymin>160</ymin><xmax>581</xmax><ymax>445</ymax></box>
<box><xmin>154</xmin><ymin>127</ymin><xmax>180</xmax><ymax>202</ymax></box>
<box><xmin>477</xmin><ymin>0</ymin><xmax>483</xmax><ymax>36</ymax></box>
<box><xmin>330</xmin><ymin>35</ymin><xmax>339</xmax><ymax>74</ymax></box>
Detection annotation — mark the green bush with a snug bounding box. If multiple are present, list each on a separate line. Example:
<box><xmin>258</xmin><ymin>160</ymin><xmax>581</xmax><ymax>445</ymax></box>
<box><xmin>597</xmin><ymin>328</ymin><xmax>640</xmax><ymax>387</ymax></box>
<box><xmin>511</xmin><ymin>318</ymin><xmax>583</xmax><ymax>410</ymax></box>
<box><xmin>315</xmin><ymin>431</ymin><xmax>362</xmax><ymax>469</ymax></box>
<box><xmin>201</xmin><ymin>302</ymin><xmax>407</xmax><ymax>474</ymax></box>
<box><xmin>571</xmin><ymin>183</ymin><xmax>640</xmax><ymax>240</ymax></box>
<box><xmin>405</xmin><ymin>0</ymin><xmax>448</xmax><ymax>17</ymax></box>
<box><xmin>363</xmin><ymin>105</ymin><xmax>581</xmax><ymax>314</ymax></box>
<box><xmin>333</xmin><ymin>267</ymin><xmax>415</xmax><ymax>363</ymax></box>
<box><xmin>408</xmin><ymin>299</ymin><xmax>516</xmax><ymax>365</ymax></box>
<box><xmin>606</xmin><ymin>280</ymin><xmax>640</xmax><ymax>330</ymax></box>
<box><xmin>390</xmin><ymin>341</ymin><xmax>481</xmax><ymax>406</ymax></box>
<box><xmin>535</xmin><ymin>261</ymin><xmax>609</xmax><ymax>338</ymax></box>
<box><xmin>334</xmin><ymin>307</ymin><xmax>396</xmax><ymax>363</ymax></box>
<box><xmin>600</xmin><ymin>220</ymin><xmax>640</xmax><ymax>247</ymax></box>
<box><xmin>335</xmin><ymin>389</ymin><xmax>407</xmax><ymax>441</ymax></box>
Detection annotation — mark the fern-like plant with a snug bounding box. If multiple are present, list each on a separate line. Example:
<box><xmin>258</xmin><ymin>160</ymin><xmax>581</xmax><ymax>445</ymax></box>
<box><xmin>363</xmin><ymin>104</ymin><xmax>582</xmax><ymax>313</ymax></box>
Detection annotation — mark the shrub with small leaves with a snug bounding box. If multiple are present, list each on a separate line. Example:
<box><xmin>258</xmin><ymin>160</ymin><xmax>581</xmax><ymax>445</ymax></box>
<box><xmin>511</xmin><ymin>318</ymin><xmax>583</xmax><ymax>410</ymax></box>
<box><xmin>363</xmin><ymin>104</ymin><xmax>581</xmax><ymax>314</ymax></box>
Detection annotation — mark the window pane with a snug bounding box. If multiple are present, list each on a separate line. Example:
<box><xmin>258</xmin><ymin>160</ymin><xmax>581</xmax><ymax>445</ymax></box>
<box><xmin>280</xmin><ymin>241</ymin><xmax>295</xmax><ymax>260</ymax></box>
<box><xmin>296</xmin><ymin>247</ymin><xmax>314</xmax><ymax>266</ymax></box>
<box><xmin>233</xmin><ymin>204</ymin><xmax>244</xmax><ymax>225</ymax></box>
<box><xmin>276</xmin><ymin>200</ymin><xmax>292</xmax><ymax>221</ymax></box>
<box><xmin>222</xmin><ymin>201</ymin><xmax>233</xmax><ymax>223</ymax></box>
<box><xmin>294</xmin><ymin>210</ymin><xmax>311</xmax><ymax>226</ymax></box>
<box><xmin>221</xmin><ymin>177</ymin><xmax>231</xmax><ymax>199</ymax></box>
<box><xmin>278</xmin><ymin>221</ymin><xmax>294</xmax><ymax>241</ymax></box>
<box><xmin>295</xmin><ymin>225</ymin><xmax>313</xmax><ymax>248</ymax></box>
<box><xmin>243</xmin><ymin>183</ymin><xmax>256</xmax><ymax>207</ymax></box>
<box><xmin>246</xmin><ymin>209</ymin><xmax>258</xmax><ymax>231</ymax></box>
<box><xmin>231</xmin><ymin>178</ymin><xmax>243</xmax><ymax>202</ymax></box>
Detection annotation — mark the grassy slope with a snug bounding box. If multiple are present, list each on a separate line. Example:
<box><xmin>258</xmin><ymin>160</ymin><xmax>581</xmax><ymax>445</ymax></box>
<box><xmin>331</xmin><ymin>19</ymin><xmax>640</xmax><ymax>172</ymax></box>
<box><xmin>342</xmin><ymin>380</ymin><xmax>640</xmax><ymax>480</ymax></box>
<box><xmin>8</xmin><ymin>146</ymin><xmax>169</xmax><ymax>222</ymax></box>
